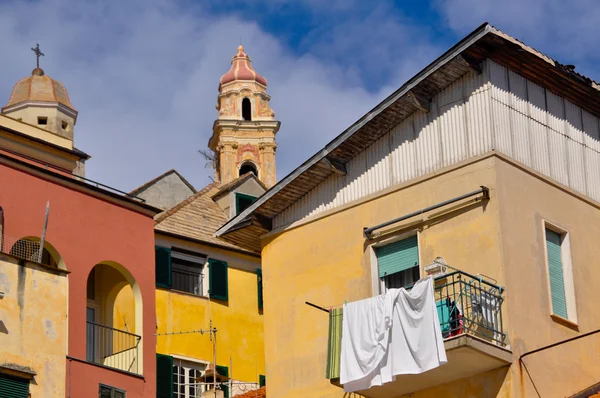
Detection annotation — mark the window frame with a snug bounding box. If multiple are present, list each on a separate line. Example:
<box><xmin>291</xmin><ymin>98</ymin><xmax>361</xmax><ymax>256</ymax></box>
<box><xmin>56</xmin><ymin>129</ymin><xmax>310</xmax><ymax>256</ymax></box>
<box><xmin>369</xmin><ymin>230</ymin><xmax>421</xmax><ymax>295</ymax></box>
<box><xmin>235</xmin><ymin>192</ymin><xmax>257</xmax><ymax>215</ymax></box>
<box><xmin>171</xmin><ymin>248</ymin><xmax>207</xmax><ymax>297</ymax></box>
<box><xmin>99</xmin><ymin>383</ymin><xmax>126</xmax><ymax>398</ymax></box>
<box><xmin>172</xmin><ymin>358</ymin><xmax>208</xmax><ymax>398</ymax></box>
<box><xmin>542</xmin><ymin>222</ymin><xmax>577</xmax><ymax>325</ymax></box>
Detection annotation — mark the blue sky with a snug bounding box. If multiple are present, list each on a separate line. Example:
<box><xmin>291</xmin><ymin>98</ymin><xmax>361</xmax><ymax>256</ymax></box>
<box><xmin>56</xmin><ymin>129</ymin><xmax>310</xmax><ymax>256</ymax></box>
<box><xmin>1</xmin><ymin>0</ymin><xmax>599</xmax><ymax>192</ymax></box>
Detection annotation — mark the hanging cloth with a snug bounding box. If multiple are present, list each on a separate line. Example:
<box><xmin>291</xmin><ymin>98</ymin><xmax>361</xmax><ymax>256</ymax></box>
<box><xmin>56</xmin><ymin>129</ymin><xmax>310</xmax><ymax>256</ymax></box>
<box><xmin>340</xmin><ymin>277</ymin><xmax>447</xmax><ymax>392</ymax></box>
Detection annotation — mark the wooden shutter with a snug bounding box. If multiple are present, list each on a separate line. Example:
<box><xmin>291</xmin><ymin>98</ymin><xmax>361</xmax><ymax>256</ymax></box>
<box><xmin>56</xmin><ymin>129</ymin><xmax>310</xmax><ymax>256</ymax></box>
<box><xmin>156</xmin><ymin>353</ymin><xmax>174</xmax><ymax>398</ymax></box>
<box><xmin>0</xmin><ymin>373</ymin><xmax>29</xmax><ymax>398</ymax></box>
<box><xmin>235</xmin><ymin>193</ymin><xmax>257</xmax><ymax>215</ymax></box>
<box><xmin>259</xmin><ymin>374</ymin><xmax>266</xmax><ymax>387</ymax></box>
<box><xmin>216</xmin><ymin>365</ymin><xmax>229</xmax><ymax>398</ymax></box>
<box><xmin>376</xmin><ymin>235</ymin><xmax>419</xmax><ymax>278</ymax></box>
<box><xmin>155</xmin><ymin>246</ymin><xmax>172</xmax><ymax>288</ymax></box>
<box><xmin>257</xmin><ymin>268</ymin><xmax>263</xmax><ymax>310</ymax></box>
<box><xmin>209</xmin><ymin>259</ymin><xmax>229</xmax><ymax>301</ymax></box>
<box><xmin>545</xmin><ymin>229</ymin><xmax>568</xmax><ymax>318</ymax></box>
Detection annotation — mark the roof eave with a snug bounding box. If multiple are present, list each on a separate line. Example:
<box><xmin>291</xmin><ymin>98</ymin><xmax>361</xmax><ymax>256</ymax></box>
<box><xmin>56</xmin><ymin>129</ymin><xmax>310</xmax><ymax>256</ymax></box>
<box><xmin>215</xmin><ymin>23</ymin><xmax>494</xmax><ymax>241</ymax></box>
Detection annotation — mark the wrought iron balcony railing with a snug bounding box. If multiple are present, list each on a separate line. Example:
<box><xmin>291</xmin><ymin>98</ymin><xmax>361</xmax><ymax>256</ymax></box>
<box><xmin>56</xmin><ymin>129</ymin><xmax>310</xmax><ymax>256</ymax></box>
<box><xmin>86</xmin><ymin>321</ymin><xmax>141</xmax><ymax>375</ymax></box>
<box><xmin>325</xmin><ymin>269</ymin><xmax>506</xmax><ymax>380</ymax></box>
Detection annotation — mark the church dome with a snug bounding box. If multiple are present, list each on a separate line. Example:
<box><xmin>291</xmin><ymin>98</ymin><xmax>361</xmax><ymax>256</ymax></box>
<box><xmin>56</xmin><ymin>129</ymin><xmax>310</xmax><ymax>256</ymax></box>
<box><xmin>219</xmin><ymin>45</ymin><xmax>267</xmax><ymax>90</ymax></box>
<box><xmin>3</xmin><ymin>68</ymin><xmax>75</xmax><ymax>111</ymax></box>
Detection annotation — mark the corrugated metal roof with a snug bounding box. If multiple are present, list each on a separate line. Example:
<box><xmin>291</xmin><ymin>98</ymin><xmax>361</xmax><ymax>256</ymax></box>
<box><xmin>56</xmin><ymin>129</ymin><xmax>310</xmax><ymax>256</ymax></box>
<box><xmin>216</xmin><ymin>22</ymin><xmax>600</xmax><ymax>252</ymax></box>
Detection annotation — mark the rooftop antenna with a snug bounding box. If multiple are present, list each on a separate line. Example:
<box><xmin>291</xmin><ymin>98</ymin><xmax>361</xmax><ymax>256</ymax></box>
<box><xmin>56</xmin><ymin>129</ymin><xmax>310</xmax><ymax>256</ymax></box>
<box><xmin>31</xmin><ymin>43</ymin><xmax>44</xmax><ymax>69</ymax></box>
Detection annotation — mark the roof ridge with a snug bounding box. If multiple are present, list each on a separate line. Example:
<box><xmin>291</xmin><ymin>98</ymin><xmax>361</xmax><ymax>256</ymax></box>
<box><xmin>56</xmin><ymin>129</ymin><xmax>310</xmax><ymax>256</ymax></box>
<box><xmin>154</xmin><ymin>181</ymin><xmax>219</xmax><ymax>224</ymax></box>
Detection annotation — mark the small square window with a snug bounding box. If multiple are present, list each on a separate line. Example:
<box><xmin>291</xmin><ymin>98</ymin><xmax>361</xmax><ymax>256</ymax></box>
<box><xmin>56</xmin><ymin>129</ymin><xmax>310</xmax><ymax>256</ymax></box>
<box><xmin>99</xmin><ymin>384</ymin><xmax>126</xmax><ymax>398</ymax></box>
<box><xmin>37</xmin><ymin>116</ymin><xmax>48</xmax><ymax>125</ymax></box>
<box><xmin>62</xmin><ymin>120</ymin><xmax>69</xmax><ymax>130</ymax></box>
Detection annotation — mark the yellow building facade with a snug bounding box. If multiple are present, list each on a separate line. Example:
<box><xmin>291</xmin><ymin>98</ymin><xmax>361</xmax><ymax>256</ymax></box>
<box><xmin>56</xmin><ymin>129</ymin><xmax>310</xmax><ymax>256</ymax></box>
<box><xmin>0</xmin><ymin>249</ymin><xmax>68</xmax><ymax>397</ymax></box>
<box><xmin>217</xmin><ymin>24</ymin><xmax>600</xmax><ymax>398</ymax></box>
<box><xmin>133</xmin><ymin>45</ymin><xmax>274</xmax><ymax>398</ymax></box>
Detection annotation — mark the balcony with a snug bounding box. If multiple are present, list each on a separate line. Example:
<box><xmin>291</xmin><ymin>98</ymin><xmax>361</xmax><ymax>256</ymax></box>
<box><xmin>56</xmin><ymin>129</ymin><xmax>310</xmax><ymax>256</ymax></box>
<box><xmin>326</xmin><ymin>270</ymin><xmax>512</xmax><ymax>397</ymax></box>
<box><xmin>86</xmin><ymin>321</ymin><xmax>141</xmax><ymax>375</ymax></box>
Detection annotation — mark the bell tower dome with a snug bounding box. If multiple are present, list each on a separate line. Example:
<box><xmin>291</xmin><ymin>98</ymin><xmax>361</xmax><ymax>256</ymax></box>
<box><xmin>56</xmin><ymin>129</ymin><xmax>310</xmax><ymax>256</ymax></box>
<box><xmin>208</xmin><ymin>45</ymin><xmax>280</xmax><ymax>188</ymax></box>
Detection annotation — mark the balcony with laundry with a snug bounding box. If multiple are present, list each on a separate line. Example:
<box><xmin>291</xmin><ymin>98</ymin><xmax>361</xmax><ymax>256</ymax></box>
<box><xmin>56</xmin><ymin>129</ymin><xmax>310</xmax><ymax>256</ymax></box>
<box><xmin>323</xmin><ymin>265</ymin><xmax>512</xmax><ymax>397</ymax></box>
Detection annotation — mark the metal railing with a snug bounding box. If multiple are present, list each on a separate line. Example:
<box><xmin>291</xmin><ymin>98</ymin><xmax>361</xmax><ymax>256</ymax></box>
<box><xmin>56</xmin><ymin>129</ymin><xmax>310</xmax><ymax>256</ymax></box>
<box><xmin>324</xmin><ymin>269</ymin><xmax>506</xmax><ymax>380</ymax></box>
<box><xmin>86</xmin><ymin>321</ymin><xmax>141</xmax><ymax>375</ymax></box>
<box><xmin>427</xmin><ymin>270</ymin><xmax>506</xmax><ymax>345</ymax></box>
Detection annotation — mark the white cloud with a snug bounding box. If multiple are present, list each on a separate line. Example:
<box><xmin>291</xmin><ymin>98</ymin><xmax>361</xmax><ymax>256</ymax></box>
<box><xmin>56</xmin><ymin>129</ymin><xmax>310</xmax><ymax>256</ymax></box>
<box><xmin>0</xmin><ymin>0</ymin><xmax>439</xmax><ymax>192</ymax></box>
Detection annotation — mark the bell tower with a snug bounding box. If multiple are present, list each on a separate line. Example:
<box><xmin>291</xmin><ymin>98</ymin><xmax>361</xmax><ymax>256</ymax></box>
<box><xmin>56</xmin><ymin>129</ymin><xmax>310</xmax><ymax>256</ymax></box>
<box><xmin>208</xmin><ymin>45</ymin><xmax>280</xmax><ymax>188</ymax></box>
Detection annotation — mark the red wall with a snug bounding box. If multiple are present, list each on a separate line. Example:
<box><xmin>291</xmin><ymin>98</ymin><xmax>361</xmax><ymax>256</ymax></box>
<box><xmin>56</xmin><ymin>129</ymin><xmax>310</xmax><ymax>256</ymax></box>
<box><xmin>0</xmin><ymin>163</ymin><xmax>156</xmax><ymax>397</ymax></box>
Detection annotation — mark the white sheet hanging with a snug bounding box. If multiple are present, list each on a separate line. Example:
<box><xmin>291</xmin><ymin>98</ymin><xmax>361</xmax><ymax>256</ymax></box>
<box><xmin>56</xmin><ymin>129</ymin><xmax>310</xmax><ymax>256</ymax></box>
<box><xmin>340</xmin><ymin>277</ymin><xmax>447</xmax><ymax>393</ymax></box>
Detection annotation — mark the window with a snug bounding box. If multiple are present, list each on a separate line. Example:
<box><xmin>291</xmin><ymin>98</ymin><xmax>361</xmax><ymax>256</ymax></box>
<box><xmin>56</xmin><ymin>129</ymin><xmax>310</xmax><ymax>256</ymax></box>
<box><xmin>239</xmin><ymin>162</ymin><xmax>258</xmax><ymax>178</ymax></box>
<box><xmin>235</xmin><ymin>192</ymin><xmax>257</xmax><ymax>215</ymax></box>
<box><xmin>99</xmin><ymin>384</ymin><xmax>126</xmax><ymax>398</ymax></box>
<box><xmin>37</xmin><ymin>116</ymin><xmax>48</xmax><ymax>125</ymax></box>
<box><xmin>376</xmin><ymin>235</ymin><xmax>420</xmax><ymax>290</ymax></box>
<box><xmin>155</xmin><ymin>246</ymin><xmax>207</xmax><ymax>296</ymax></box>
<box><xmin>62</xmin><ymin>120</ymin><xmax>69</xmax><ymax>130</ymax></box>
<box><xmin>242</xmin><ymin>98</ymin><xmax>251</xmax><ymax>121</ymax></box>
<box><xmin>0</xmin><ymin>373</ymin><xmax>29</xmax><ymax>398</ymax></box>
<box><xmin>544</xmin><ymin>227</ymin><xmax>576</xmax><ymax>322</ymax></box>
<box><xmin>172</xmin><ymin>248</ymin><xmax>206</xmax><ymax>296</ymax></box>
<box><xmin>173</xmin><ymin>360</ymin><xmax>207</xmax><ymax>398</ymax></box>
<box><xmin>9</xmin><ymin>239</ymin><xmax>57</xmax><ymax>267</ymax></box>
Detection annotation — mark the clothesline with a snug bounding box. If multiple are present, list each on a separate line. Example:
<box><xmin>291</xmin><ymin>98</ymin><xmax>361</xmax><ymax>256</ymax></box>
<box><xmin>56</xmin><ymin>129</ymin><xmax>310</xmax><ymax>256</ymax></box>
<box><xmin>305</xmin><ymin>264</ymin><xmax>501</xmax><ymax>314</ymax></box>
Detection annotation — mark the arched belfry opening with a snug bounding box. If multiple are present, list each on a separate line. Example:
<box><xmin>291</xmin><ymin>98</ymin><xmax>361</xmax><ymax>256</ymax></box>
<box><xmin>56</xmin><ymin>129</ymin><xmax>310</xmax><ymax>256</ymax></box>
<box><xmin>239</xmin><ymin>162</ymin><xmax>258</xmax><ymax>177</ymax></box>
<box><xmin>242</xmin><ymin>98</ymin><xmax>252</xmax><ymax>121</ymax></box>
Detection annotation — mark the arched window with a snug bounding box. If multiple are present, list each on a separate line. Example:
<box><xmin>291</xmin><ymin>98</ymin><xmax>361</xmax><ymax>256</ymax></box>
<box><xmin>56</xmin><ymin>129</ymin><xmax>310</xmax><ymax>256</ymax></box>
<box><xmin>242</xmin><ymin>98</ymin><xmax>252</xmax><ymax>121</ymax></box>
<box><xmin>9</xmin><ymin>239</ymin><xmax>58</xmax><ymax>267</ymax></box>
<box><xmin>239</xmin><ymin>162</ymin><xmax>258</xmax><ymax>177</ymax></box>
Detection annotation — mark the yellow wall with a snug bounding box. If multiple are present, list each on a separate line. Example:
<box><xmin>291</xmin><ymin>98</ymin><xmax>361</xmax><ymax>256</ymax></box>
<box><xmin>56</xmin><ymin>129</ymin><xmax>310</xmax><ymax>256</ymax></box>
<box><xmin>0</xmin><ymin>253</ymin><xmax>68</xmax><ymax>397</ymax></box>
<box><xmin>260</xmin><ymin>156</ymin><xmax>503</xmax><ymax>397</ymax></box>
<box><xmin>259</xmin><ymin>153</ymin><xmax>600</xmax><ymax>397</ymax></box>
<box><xmin>155</xmin><ymin>238</ymin><xmax>265</xmax><ymax>384</ymax></box>
<box><xmin>495</xmin><ymin>156</ymin><xmax>600</xmax><ymax>397</ymax></box>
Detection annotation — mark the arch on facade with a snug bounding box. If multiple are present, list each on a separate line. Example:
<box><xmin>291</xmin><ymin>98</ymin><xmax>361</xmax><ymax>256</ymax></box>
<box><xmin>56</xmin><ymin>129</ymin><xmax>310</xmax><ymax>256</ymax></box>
<box><xmin>239</xmin><ymin>161</ymin><xmax>258</xmax><ymax>178</ymax></box>
<box><xmin>85</xmin><ymin>260</ymin><xmax>144</xmax><ymax>374</ymax></box>
<box><xmin>242</xmin><ymin>97</ymin><xmax>252</xmax><ymax>121</ymax></box>
<box><xmin>9</xmin><ymin>236</ymin><xmax>66</xmax><ymax>270</ymax></box>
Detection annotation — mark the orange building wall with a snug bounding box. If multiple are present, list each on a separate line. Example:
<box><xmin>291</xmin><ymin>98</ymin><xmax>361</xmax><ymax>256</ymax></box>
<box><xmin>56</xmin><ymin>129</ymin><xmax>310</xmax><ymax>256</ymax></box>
<box><xmin>0</xmin><ymin>162</ymin><xmax>157</xmax><ymax>397</ymax></box>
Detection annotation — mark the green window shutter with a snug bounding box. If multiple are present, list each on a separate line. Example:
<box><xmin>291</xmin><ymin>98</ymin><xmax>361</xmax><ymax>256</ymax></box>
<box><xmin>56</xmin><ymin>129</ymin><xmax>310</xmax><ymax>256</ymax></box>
<box><xmin>545</xmin><ymin>229</ymin><xmax>568</xmax><ymax>318</ymax></box>
<box><xmin>376</xmin><ymin>235</ymin><xmax>419</xmax><ymax>278</ymax></box>
<box><xmin>209</xmin><ymin>259</ymin><xmax>229</xmax><ymax>301</ymax></box>
<box><xmin>257</xmin><ymin>268</ymin><xmax>263</xmax><ymax>310</ymax></box>
<box><xmin>155</xmin><ymin>246</ymin><xmax>172</xmax><ymax>288</ymax></box>
<box><xmin>0</xmin><ymin>373</ymin><xmax>30</xmax><ymax>398</ymax></box>
<box><xmin>156</xmin><ymin>353</ymin><xmax>174</xmax><ymax>398</ymax></box>
<box><xmin>236</xmin><ymin>193</ymin><xmax>257</xmax><ymax>215</ymax></box>
<box><xmin>325</xmin><ymin>307</ymin><xmax>343</xmax><ymax>379</ymax></box>
<box><xmin>259</xmin><ymin>374</ymin><xmax>266</xmax><ymax>387</ymax></box>
<box><xmin>216</xmin><ymin>366</ymin><xmax>229</xmax><ymax>398</ymax></box>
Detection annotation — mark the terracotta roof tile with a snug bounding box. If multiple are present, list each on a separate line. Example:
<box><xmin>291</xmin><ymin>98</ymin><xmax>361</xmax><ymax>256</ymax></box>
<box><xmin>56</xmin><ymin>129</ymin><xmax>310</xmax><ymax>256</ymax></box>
<box><xmin>235</xmin><ymin>386</ymin><xmax>266</xmax><ymax>398</ymax></box>
<box><xmin>154</xmin><ymin>181</ymin><xmax>255</xmax><ymax>253</ymax></box>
